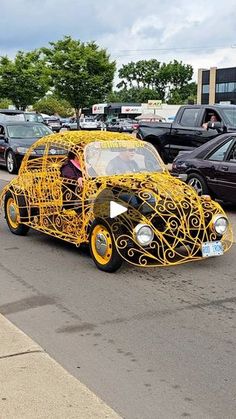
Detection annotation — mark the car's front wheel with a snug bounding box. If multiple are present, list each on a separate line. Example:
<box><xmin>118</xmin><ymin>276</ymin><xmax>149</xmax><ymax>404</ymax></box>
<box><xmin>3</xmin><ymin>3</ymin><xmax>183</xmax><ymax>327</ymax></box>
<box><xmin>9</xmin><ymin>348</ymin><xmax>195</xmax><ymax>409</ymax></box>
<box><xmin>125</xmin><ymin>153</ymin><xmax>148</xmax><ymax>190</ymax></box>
<box><xmin>6</xmin><ymin>150</ymin><xmax>18</xmax><ymax>174</ymax></box>
<box><xmin>89</xmin><ymin>219</ymin><xmax>123</xmax><ymax>272</ymax></box>
<box><xmin>187</xmin><ymin>173</ymin><xmax>209</xmax><ymax>196</ymax></box>
<box><xmin>4</xmin><ymin>191</ymin><xmax>30</xmax><ymax>235</ymax></box>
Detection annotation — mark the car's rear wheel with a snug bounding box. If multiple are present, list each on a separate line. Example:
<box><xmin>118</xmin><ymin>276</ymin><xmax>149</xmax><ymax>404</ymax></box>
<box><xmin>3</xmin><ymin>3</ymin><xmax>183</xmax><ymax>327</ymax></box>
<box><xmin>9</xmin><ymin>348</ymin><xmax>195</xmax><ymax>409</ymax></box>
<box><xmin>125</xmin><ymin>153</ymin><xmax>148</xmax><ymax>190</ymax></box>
<box><xmin>187</xmin><ymin>173</ymin><xmax>209</xmax><ymax>196</ymax></box>
<box><xmin>89</xmin><ymin>219</ymin><xmax>123</xmax><ymax>272</ymax></box>
<box><xmin>4</xmin><ymin>191</ymin><xmax>30</xmax><ymax>235</ymax></box>
<box><xmin>6</xmin><ymin>150</ymin><xmax>18</xmax><ymax>174</ymax></box>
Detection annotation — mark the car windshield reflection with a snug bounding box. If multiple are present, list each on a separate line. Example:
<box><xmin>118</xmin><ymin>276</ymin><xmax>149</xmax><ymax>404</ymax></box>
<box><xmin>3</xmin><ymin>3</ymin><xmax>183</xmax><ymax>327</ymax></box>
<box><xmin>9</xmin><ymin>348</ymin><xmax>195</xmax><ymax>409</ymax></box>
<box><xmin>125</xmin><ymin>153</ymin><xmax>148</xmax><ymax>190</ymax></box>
<box><xmin>84</xmin><ymin>140</ymin><xmax>164</xmax><ymax>177</ymax></box>
<box><xmin>7</xmin><ymin>124</ymin><xmax>52</xmax><ymax>139</ymax></box>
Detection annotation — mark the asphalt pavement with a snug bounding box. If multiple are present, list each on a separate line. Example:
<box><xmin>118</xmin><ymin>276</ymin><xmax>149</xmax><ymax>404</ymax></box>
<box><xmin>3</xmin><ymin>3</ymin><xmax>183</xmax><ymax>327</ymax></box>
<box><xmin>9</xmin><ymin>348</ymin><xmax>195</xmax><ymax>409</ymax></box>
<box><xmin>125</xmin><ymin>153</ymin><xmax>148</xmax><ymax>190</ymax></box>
<box><xmin>0</xmin><ymin>171</ymin><xmax>236</xmax><ymax>419</ymax></box>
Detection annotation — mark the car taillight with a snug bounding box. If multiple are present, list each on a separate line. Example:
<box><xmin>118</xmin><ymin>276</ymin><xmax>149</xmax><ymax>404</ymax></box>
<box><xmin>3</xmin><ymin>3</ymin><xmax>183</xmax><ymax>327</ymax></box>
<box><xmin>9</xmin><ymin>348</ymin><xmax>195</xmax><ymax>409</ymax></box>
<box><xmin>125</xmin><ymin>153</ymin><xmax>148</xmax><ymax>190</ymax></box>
<box><xmin>132</xmin><ymin>124</ymin><xmax>139</xmax><ymax>129</ymax></box>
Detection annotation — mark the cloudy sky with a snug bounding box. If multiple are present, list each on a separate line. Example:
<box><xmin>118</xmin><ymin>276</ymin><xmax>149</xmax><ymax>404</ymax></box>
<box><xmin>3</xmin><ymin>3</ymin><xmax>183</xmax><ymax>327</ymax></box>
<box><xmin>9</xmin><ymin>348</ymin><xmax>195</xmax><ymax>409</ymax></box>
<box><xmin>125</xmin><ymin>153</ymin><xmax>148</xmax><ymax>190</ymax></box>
<box><xmin>1</xmin><ymin>0</ymin><xmax>236</xmax><ymax>84</ymax></box>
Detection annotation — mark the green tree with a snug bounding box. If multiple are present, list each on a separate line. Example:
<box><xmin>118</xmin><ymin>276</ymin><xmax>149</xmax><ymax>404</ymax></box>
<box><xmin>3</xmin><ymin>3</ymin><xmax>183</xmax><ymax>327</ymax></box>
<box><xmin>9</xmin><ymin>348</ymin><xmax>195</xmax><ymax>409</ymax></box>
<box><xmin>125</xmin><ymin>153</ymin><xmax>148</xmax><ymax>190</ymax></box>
<box><xmin>0</xmin><ymin>50</ymin><xmax>50</xmax><ymax>110</ymax></box>
<box><xmin>42</xmin><ymin>36</ymin><xmax>116</xmax><ymax>119</ymax></box>
<box><xmin>159</xmin><ymin>60</ymin><xmax>193</xmax><ymax>100</ymax></box>
<box><xmin>117</xmin><ymin>59</ymin><xmax>194</xmax><ymax>103</ymax></box>
<box><xmin>33</xmin><ymin>96</ymin><xmax>74</xmax><ymax>117</ymax></box>
<box><xmin>107</xmin><ymin>87</ymin><xmax>159</xmax><ymax>103</ymax></box>
<box><xmin>0</xmin><ymin>98</ymin><xmax>12</xmax><ymax>109</ymax></box>
<box><xmin>118</xmin><ymin>59</ymin><xmax>162</xmax><ymax>90</ymax></box>
<box><xmin>167</xmin><ymin>82</ymin><xmax>197</xmax><ymax>104</ymax></box>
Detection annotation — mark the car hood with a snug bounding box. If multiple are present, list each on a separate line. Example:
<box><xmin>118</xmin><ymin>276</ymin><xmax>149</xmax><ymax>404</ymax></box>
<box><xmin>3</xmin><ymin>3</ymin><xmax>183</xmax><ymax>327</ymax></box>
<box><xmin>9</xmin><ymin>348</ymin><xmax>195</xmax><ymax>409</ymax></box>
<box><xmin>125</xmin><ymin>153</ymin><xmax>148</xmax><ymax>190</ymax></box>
<box><xmin>103</xmin><ymin>172</ymin><xmax>198</xmax><ymax>204</ymax></box>
<box><xmin>10</xmin><ymin>137</ymin><xmax>41</xmax><ymax>148</ymax></box>
<box><xmin>93</xmin><ymin>172</ymin><xmax>232</xmax><ymax>267</ymax></box>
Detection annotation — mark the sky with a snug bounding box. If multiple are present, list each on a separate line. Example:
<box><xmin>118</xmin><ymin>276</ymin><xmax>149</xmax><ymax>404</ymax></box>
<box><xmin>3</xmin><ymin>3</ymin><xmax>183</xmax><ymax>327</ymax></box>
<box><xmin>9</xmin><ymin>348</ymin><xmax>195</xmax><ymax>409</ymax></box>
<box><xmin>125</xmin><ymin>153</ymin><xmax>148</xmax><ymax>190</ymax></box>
<box><xmin>1</xmin><ymin>0</ymin><xmax>236</xmax><ymax>86</ymax></box>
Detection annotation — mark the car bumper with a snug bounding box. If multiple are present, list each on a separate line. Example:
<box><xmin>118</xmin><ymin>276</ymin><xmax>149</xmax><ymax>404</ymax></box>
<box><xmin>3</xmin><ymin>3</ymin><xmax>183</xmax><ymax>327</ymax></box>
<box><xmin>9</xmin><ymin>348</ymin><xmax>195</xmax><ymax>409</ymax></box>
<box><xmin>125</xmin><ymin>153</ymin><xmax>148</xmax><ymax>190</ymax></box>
<box><xmin>115</xmin><ymin>230</ymin><xmax>233</xmax><ymax>267</ymax></box>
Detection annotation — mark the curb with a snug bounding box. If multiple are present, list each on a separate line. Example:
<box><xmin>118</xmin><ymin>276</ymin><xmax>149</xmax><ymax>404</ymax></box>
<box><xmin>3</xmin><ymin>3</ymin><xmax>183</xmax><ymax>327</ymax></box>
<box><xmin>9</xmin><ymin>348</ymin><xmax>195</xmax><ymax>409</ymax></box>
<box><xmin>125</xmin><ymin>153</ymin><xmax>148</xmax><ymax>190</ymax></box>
<box><xmin>0</xmin><ymin>314</ymin><xmax>122</xmax><ymax>419</ymax></box>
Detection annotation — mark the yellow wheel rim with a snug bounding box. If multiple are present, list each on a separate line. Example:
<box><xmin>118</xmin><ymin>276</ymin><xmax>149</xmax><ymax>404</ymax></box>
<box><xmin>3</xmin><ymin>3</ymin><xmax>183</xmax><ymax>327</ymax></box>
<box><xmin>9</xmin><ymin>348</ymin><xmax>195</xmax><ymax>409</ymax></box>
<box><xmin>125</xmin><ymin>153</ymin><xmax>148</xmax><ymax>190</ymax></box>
<box><xmin>91</xmin><ymin>224</ymin><xmax>113</xmax><ymax>265</ymax></box>
<box><xmin>7</xmin><ymin>197</ymin><xmax>20</xmax><ymax>229</ymax></box>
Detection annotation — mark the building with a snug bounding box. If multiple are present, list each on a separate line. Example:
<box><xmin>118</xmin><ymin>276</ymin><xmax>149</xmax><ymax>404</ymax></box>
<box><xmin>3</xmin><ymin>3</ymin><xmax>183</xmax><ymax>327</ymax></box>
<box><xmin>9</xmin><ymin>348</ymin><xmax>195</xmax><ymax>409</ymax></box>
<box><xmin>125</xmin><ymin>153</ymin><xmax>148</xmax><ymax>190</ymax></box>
<box><xmin>198</xmin><ymin>67</ymin><xmax>236</xmax><ymax>105</ymax></box>
<box><xmin>92</xmin><ymin>103</ymin><xmax>142</xmax><ymax>120</ymax></box>
<box><xmin>92</xmin><ymin>102</ymin><xmax>181</xmax><ymax>121</ymax></box>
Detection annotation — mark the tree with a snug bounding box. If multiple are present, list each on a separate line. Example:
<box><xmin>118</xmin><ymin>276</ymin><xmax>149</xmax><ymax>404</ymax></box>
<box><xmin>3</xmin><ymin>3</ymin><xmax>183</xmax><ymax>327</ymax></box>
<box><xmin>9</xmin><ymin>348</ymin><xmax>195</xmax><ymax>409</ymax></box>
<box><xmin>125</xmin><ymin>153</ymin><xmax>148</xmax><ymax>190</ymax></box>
<box><xmin>33</xmin><ymin>96</ymin><xmax>74</xmax><ymax>117</ymax></box>
<box><xmin>116</xmin><ymin>59</ymin><xmax>194</xmax><ymax>103</ymax></box>
<box><xmin>167</xmin><ymin>82</ymin><xmax>197</xmax><ymax>104</ymax></box>
<box><xmin>107</xmin><ymin>87</ymin><xmax>159</xmax><ymax>103</ymax></box>
<box><xmin>41</xmin><ymin>36</ymin><xmax>116</xmax><ymax>119</ymax></box>
<box><xmin>0</xmin><ymin>98</ymin><xmax>12</xmax><ymax>109</ymax></box>
<box><xmin>0</xmin><ymin>51</ymin><xmax>50</xmax><ymax>110</ymax></box>
<box><xmin>118</xmin><ymin>59</ymin><xmax>162</xmax><ymax>90</ymax></box>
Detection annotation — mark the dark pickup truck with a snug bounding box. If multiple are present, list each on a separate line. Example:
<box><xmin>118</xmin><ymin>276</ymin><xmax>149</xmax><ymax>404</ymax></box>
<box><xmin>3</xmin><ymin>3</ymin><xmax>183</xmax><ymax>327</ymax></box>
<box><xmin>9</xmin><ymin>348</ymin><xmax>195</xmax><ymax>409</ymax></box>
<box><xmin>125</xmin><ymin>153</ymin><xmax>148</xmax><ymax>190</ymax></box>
<box><xmin>137</xmin><ymin>104</ymin><xmax>236</xmax><ymax>162</ymax></box>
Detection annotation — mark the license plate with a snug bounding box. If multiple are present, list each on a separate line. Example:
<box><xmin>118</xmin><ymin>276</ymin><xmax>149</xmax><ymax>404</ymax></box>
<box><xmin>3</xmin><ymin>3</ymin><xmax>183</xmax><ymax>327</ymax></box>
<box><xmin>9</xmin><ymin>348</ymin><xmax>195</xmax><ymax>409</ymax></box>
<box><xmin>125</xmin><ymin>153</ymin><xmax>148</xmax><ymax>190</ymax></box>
<box><xmin>201</xmin><ymin>241</ymin><xmax>223</xmax><ymax>257</ymax></box>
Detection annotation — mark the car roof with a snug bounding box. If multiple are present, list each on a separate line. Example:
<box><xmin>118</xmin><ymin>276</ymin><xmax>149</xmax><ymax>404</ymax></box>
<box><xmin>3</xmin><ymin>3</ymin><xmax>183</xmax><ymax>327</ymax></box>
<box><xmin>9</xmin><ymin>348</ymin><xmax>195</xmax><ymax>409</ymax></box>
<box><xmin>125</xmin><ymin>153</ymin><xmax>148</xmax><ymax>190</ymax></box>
<box><xmin>33</xmin><ymin>130</ymin><xmax>138</xmax><ymax>150</ymax></box>
<box><xmin>176</xmin><ymin>132</ymin><xmax>236</xmax><ymax>160</ymax></box>
<box><xmin>0</xmin><ymin>121</ymin><xmax>45</xmax><ymax>126</ymax></box>
<box><xmin>0</xmin><ymin>109</ymin><xmax>25</xmax><ymax>114</ymax></box>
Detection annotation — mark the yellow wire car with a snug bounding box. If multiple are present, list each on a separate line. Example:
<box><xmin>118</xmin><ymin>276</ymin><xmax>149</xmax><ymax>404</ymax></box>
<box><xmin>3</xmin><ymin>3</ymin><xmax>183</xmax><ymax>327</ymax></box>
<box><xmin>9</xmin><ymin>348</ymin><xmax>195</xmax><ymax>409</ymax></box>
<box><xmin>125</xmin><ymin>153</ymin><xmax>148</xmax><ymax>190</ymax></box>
<box><xmin>1</xmin><ymin>131</ymin><xmax>233</xmax><ymax>272</ymax></box>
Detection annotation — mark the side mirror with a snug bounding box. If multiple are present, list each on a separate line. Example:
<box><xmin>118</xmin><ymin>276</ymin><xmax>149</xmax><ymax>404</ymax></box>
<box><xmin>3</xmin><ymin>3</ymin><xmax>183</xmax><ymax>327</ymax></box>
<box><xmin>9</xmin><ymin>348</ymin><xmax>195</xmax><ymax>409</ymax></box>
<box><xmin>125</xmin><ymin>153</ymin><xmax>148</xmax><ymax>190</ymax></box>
<box><xmin>207</xmin><ymin>121</ymin><xmax>223</xmax><ymax>132</ymax></box>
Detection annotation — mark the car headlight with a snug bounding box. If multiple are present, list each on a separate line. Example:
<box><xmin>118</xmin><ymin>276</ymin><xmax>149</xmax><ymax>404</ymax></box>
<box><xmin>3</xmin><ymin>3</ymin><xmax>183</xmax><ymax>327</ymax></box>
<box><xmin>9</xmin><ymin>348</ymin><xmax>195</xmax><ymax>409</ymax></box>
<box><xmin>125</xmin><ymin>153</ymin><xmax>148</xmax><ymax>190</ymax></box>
<box><xmin>173</xmin><ymin>161</ymin><xmax>187</xmax><ymax>170</ymax></box>
<box><xmin>134</xmin><ymin>223</ymin><xmax>154</xmax><ymax>246</ymax></box>
<box><xmin>212</xmin><ymin>214</ymin><xmax>228</xmax><ymax>235</ymax></box>
<box><xmin>16</xmin><ymin>146</ymin><xmax>29</xmax><ymax>154</ymax></box>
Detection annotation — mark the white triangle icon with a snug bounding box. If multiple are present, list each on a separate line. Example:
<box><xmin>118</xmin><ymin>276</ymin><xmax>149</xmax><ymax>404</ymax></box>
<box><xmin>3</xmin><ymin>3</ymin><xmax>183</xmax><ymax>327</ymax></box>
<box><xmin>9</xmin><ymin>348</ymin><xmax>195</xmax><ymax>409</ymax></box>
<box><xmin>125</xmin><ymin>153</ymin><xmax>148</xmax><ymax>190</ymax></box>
<box><xmin>110</xmin><ymin>201</ymin><xmax>127</xmax><ymax>218</ymax></box>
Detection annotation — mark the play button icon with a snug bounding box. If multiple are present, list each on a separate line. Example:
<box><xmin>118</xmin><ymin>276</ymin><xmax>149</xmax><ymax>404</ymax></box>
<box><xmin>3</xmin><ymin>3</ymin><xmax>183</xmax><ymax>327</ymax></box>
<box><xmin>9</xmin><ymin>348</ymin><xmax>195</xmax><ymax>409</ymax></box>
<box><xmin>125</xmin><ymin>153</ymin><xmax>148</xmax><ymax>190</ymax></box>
<box><xmin>110</xmin><ymin>201</ymin><xmax>127</xmax><ymax>218</ymax></box>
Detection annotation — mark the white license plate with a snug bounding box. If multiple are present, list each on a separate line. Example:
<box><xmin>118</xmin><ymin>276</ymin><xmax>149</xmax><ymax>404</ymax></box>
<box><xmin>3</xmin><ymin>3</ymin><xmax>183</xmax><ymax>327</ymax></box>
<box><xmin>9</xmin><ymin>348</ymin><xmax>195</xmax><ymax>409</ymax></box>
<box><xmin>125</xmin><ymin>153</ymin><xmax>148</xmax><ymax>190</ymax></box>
<box><xmin>201</xmin><ymin>241</ymin><xmax>223</xmax><ymax>257</ymax></box>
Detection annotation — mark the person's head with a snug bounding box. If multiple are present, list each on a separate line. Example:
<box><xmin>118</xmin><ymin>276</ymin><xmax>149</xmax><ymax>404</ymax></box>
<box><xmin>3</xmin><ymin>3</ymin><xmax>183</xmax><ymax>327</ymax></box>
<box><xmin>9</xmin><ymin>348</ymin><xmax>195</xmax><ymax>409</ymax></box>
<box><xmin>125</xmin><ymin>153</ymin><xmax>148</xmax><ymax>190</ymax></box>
<box><xmin>210</xmin><ymin>114</ymin><xmax>218</xmax><ymax>122</ymax></box>
<box><xmin>119</xmin><ymin>148</ymin><xmax>136</xmax><ymax>161</ymax></box>
<box><xmin>68</xmin><ymin>149</ymin><xmax>80</xmax><ymax>164</ymax></box>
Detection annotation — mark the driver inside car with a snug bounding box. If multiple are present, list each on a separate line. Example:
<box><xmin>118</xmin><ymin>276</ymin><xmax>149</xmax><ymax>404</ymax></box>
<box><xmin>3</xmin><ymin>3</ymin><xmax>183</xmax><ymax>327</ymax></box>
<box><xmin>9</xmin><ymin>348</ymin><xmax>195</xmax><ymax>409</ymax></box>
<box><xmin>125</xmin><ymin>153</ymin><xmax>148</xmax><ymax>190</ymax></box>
<box><xmin>106</xmin><ymin>148</ymin><xmax>140</xmax><ymax>175</ymax></box>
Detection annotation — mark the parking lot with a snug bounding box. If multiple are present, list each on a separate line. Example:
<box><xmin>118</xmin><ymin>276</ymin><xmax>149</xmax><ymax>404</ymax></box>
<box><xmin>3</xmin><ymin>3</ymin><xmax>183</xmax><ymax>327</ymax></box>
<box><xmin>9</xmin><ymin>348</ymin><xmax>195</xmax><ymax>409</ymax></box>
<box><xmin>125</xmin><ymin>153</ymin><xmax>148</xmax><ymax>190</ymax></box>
<box><xmin>0</xmin><ymin>168</ymin><xmax>236</xmax><ymax>419</ymax></box>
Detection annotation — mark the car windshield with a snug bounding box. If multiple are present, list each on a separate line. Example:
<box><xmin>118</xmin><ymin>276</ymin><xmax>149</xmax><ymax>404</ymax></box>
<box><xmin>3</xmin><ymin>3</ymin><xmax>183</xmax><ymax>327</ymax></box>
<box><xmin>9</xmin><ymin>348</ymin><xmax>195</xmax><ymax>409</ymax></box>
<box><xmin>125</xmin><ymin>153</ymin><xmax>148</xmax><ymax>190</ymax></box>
<box><xmin>83</xmin><ymin>118</ymin><xmax>95</xmax><ymax>122</ymax></box>
<box><xmin>221</xmin><ymin>108</ymin><xmax>236</xmax><ymax>126</ymax></box>
<box><xmin>0</xmin><ymin>113</ymin><xmax>25</xmax><ymax>122</ymax></box>
<box><xmin>7</xmin><ymin>124</ymin><xmax>52</xmax><ymax>139</ymax></box>
<box><xmin>84</xmin><ymin>140</ymin><xmax>164</xmax><ymax>177</ymax></box>
<box><xmin>25</xmin><ymin>113</ymin><xmax>44</xmax><ymax>123</ymax></box>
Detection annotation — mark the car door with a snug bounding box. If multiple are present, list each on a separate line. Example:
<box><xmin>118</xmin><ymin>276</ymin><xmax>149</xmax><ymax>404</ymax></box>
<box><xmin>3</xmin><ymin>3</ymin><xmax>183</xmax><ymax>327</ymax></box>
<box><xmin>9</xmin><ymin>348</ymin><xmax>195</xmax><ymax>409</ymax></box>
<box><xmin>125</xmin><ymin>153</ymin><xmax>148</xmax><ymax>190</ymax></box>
<box><xmin>169</xmin><ymin>107</ymin><xmax>219</xmax><ymax>161</ymax></box>
<box><xmin>169</xmin><ymin>107</ymin><xmax>201</xmax><ymax>161</ymax></box>
<box><xmin>205</xmin><ymin>136</ymin><xmax>236</xmax><ymax>201</ymax></box>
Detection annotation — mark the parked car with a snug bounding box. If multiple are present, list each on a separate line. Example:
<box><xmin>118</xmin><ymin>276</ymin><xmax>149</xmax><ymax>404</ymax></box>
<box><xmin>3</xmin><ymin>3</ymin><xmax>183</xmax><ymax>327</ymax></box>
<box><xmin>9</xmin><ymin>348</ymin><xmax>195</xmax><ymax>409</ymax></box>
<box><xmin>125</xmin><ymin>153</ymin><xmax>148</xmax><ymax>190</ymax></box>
<box><xmin>42</xmin><ymin>115</ymin><xmax>61</xmax><ymax>132</ymax></box>
<box><xmin>63</xmin><ymin>117</ymin><xmax>99</xmax><ymax>131</ymax></box>
<box><xmin>0</xmin><ymin>109</ymin><xmax>44</xmax><ymax>124</ymax></box>
<box><xmin>59</xmin><ymin>117</ymin><xmax>70</xmax><ymax>126</ymax></box>
<box><xmin>137</xmin><ymin>104</ymin><xmax>236</xmax><ymax>163</ymax></box>
<box><xmin>61</xmin><ymin>117</ymin><xmax>77</xmax><ymax>130</ymax></box>
<box><xmin>172</xmin><ymin>132</ymin><xmax>236</xmax><ymax>203</ymax></box>
<box><xmin>106</xmin><ymin>118</ymin><xmax>138</xmax><ymax>133</ymax></box>
<box><xmin>0</xmin><ymin>131</ymin><xmax>232</xmax><ymax>272</ymax></box>
<box><xmin>24</xmin><ymin>112</ymin><xmax>44</xmax><ymax>124</ymax></box>
<box><xmin>80</xmin><ymin>117</ymin><xmax>99</xmax><ymax>130</ymax></box>
<box><xmin>0</xmin><ymin>109</ymin><xmax>26</xmax><ymax>122</ymax></box>
<box><xmin>0</xmin><ymin>121</ymin><xmax>53</xmax><ymax>173</ymax></box>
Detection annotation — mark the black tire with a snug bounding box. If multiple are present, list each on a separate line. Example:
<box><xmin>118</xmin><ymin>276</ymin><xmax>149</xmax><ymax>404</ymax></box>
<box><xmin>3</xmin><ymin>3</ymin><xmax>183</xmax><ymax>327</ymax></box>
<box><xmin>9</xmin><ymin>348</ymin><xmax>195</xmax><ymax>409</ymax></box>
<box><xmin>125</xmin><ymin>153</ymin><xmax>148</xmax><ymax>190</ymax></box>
<box><xmin>6</xmin><ymin>150</ymin><xmax>18</xmax><ymax>174</ymax></box>
<box><xmin>89</xmin><ymin>219</ymin><xmax>123</xmax><ymax>272</ymax></box>
<box><xmin>4</xmin><ymin>191</ymin><xmax>30</xmax><ymax>235</ymax></box>
<box><xmin>187</xmin><ymin>173</ymin><xmax>209</xmax><ymax>196</ymax></box>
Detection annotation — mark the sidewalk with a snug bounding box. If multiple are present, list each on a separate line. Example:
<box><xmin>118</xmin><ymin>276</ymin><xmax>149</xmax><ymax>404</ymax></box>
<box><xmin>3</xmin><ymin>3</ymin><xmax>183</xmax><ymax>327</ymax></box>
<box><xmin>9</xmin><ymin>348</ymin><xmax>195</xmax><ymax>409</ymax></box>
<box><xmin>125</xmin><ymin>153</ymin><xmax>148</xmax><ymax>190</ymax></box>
<box><xmin>0</xmin><ymin>314</ymin><xmax>121</xmax><ymax>419</ymax></box>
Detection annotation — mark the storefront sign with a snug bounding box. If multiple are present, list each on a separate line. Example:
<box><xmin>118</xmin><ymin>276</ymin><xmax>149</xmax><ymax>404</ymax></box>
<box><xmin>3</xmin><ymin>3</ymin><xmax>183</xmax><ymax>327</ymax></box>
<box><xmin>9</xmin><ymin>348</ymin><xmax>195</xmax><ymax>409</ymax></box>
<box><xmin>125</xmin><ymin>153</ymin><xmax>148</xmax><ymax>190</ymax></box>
<box><xmin>147</xmin><ymin>100</ymin><xmax>162</xmax><ymax>108</ymax></box>
<box><xmin>121</xmin><ymin>106</ymin><xmax>142</xmax><ymax>114</ymax></box>
<box><xmin>92</xmin><ymin>104</ymin><xmax>107</xmax><ymax>114</ymax></box>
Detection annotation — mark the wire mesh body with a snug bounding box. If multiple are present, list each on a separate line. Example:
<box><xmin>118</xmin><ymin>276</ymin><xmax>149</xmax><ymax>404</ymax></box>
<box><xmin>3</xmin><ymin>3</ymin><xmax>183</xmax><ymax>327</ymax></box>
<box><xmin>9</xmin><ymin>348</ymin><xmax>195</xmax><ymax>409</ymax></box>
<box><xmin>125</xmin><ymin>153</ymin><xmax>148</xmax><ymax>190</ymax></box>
<box><xmin>0</xmin><ymin>130</ymin><xmax>233</xmax><ymax>267</ymax></box>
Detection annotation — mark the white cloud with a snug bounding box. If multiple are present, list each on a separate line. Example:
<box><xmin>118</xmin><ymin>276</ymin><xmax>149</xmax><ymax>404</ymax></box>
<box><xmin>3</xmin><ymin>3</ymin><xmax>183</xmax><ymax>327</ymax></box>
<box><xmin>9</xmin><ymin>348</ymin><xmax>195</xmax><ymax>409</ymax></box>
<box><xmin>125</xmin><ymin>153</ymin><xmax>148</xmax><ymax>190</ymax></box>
<box><xmin>0</xmin><ymin>0</ymin><xmax>236</xmax><ymax>84</ymax></box>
